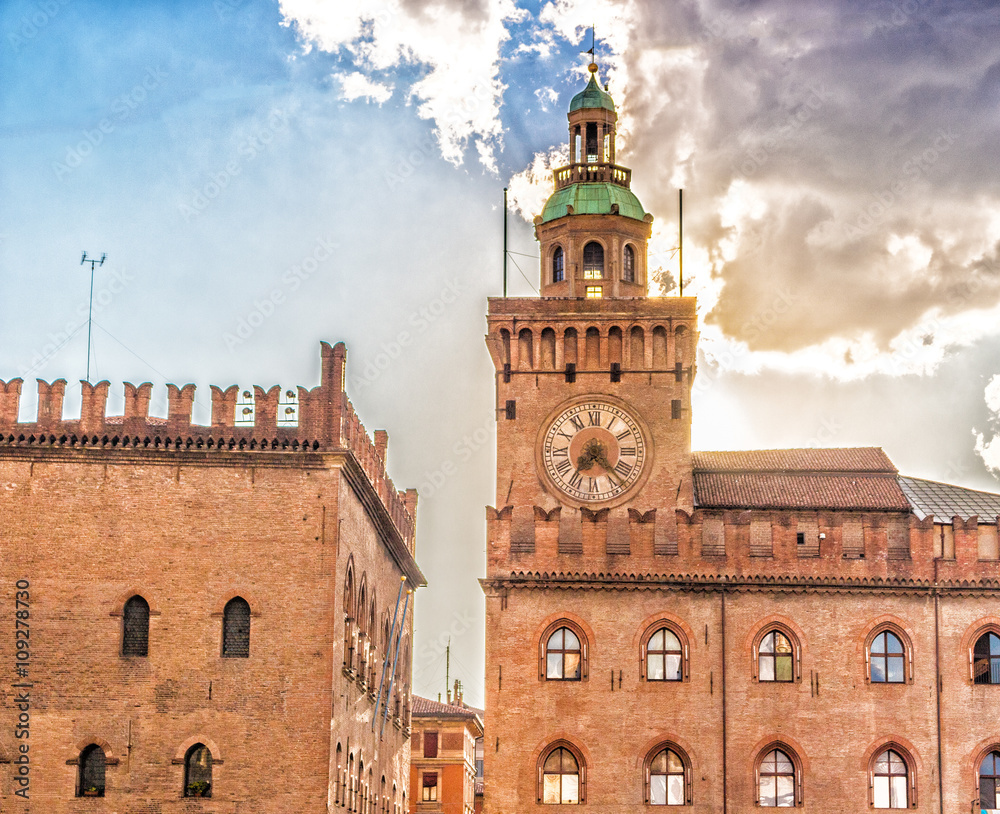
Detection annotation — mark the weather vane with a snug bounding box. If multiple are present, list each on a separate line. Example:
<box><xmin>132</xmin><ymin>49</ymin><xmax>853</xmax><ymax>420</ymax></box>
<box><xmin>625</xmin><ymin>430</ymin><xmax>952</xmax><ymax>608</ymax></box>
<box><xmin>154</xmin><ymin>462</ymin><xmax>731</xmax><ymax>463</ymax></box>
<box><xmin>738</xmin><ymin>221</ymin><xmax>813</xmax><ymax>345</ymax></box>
<box><xmin>80</xmin><ymin>251</ymin><xmax>106</xmax><ymax>383</ymax></box>
<box><xmin>585</xmin><ymin>24</ymin><xmax>597</xmax><ymax>72</ymax></box>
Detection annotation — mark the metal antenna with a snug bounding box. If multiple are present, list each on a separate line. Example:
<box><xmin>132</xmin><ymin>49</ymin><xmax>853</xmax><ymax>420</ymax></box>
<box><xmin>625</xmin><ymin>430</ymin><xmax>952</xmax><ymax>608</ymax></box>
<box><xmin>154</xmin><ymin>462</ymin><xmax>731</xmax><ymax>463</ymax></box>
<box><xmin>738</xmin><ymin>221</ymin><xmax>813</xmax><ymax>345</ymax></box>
<box><xmin>678</xmin><ymin>190</ymin><xmax>684</xmax><ymax>297</ymax></box>
<box><xmin>503</xmin><ymin>188</ymin><xmax>508</xmax><ymax>298</ymax></box>
<box><xmin>80</xmin><ymin>251</ymin><xmax>106</xmax><ymax>382</ymax></box>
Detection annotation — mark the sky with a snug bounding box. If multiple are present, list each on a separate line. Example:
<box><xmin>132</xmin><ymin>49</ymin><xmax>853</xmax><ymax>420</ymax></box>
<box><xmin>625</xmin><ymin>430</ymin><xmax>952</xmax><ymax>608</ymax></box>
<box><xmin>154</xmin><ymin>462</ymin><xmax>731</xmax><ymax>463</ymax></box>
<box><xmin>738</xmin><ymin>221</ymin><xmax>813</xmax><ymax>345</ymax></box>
<box><xmin>3</xmin><ymin>0</ymin><xmax>1000</xmax><ymax>708</ymax></box>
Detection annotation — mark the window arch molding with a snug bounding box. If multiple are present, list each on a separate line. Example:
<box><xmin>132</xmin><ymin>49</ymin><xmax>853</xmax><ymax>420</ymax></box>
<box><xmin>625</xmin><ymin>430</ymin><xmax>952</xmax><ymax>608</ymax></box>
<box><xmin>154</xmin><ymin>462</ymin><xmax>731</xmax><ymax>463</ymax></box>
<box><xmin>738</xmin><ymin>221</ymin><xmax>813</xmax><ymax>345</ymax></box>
<box><xmin>210</xmin><ymin>590</ymin><xmax>261</xmax><ymax>618</ymax></box>
<box><xmin>752</xmin><ymin>739</ymin><xmax>805</xmax><ymax>807</ymax></box>
<box><xmin>109</xmin><ymin>588</ymin><xmax>162</xmax><ymax>618</ymax></box>
<box><xmin>861</xmin><ymin>737</ymin><xmax>919</xmax><ymax>809</ymax></box>
<box><xmin>746</xmin><ymin>617</ymin><xmax>806</xmax><ymax>683</ymax></box>
<box><xmin>68</xmin><ymin>736</ymin><xmax>120</xmax><ymax>796</ymax></box>
<box><xmin>860</xmin><ymin>618</ymin><xmax>914</xmax><ymax>684</ymax></box>
<box><xmin>536</xmin><ymin>614</ymin><xmax>593</xmax><ymax>682</ymax></box>
<box><xmin>962</xmin><ymin>618</ymin><xmax>1000</xmax><ymax>684</ymax></box>
<box><xmin>641</xmin><ymin>738</ymin><xmax>694</xmax><ymax>805</ymax></box>
<box><xmin>534</xmin><ymin>738</ymin><xmax>588</xmax><ymax>804</ymax></box>
<box><xmin>172</xmin><ymin>735</ymin><xmax>223</xmax><ymax>766</ymax></box>
<box><xmin>971</xmin><ymin>740</ymin><xmax>1000</xmax><ymax>808</ymax></box>
<box><xmin>637</xmin><ymin>613</ymin><xmax>694</xmax><ymax>683</ymax></box>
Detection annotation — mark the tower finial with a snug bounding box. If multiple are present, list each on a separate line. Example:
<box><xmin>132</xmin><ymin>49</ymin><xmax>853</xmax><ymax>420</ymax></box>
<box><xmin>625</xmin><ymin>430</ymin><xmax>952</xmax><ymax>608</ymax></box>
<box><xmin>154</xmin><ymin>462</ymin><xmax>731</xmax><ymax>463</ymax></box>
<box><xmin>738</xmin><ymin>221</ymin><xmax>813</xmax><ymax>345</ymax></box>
<box><xmin>585</xmin><ymin>24</ymin><xmax>597</xmax><ymax>74</ymax></box>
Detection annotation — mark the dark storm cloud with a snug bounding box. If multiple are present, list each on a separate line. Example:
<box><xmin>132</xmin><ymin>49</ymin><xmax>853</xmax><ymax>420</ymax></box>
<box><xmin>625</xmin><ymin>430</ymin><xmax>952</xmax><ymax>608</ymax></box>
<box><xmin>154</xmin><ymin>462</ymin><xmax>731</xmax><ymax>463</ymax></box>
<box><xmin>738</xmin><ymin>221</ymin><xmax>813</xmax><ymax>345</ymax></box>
<box><xmin>614</xmin><ymin>0</ymin><xmax>1000</xmax><ymax>353</ymax></box>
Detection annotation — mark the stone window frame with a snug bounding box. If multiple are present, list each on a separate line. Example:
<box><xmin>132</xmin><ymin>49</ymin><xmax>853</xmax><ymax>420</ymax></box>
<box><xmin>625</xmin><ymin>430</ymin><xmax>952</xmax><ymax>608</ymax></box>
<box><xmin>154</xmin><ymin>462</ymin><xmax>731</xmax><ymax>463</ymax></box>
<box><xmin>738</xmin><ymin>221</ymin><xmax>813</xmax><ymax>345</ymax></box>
<box><xmin>582</xmin><ymin>240</ymin><xmax>606</xmax><ymax>280</ymax></box>
<box><xmin>537</xmin><ymin>740</ymin><xmax>586</xmax><ymax>805</ymax></box>
<box><xmin>553</xmin><ymin>245</ymin><xmax>565</xmax><ymax>283</ymax></box>
<box><xmin>867</xmin><ymin>744</ymin><xmax>916</xmax><ymax>809</ymax></box>
<box><xmin>623</xmin><ymin>243</ymin><xmax>636</xmax><ymax>283</ymax></box>
<box><xmin>171</xmin><ymin>736</ymin><xmax>223</xmax><ymax>799</ymax></box>
<box><xmin>421</xmin><ymin>770</ymin><xmax>438</xmax><ymax>801</ymax></box>
<box><xmin>753</xmin><ymin>742</ymin><xmax>803</xmax><ymax>807</ymax></box>
<box><xmin>748</xmin><ymin>616</ymin><xmax>805</xmax><ymax>685</ymax></box>
<box><xmin>863</xmin><ymin>624</ymin><xmax>913</xmax><ymax>685</ymax></box>
<box><xmin>639</xmin><ymin>620</ymin><xmax>690</xmax><ymax>683</ymax></box>
<box><xmin>67</xmin><ymin>738</ymin><xmax>119</xmax><ymax>798</ymax></box>
<box><xmin>538</xmin><ymin>618</ymin><xmax>590</xmax><ymax>682</ymax></box>
<box><xmin>643</xmin><ymin>741</ymin><xmax>693</xmax><ymax>805</ymax></box>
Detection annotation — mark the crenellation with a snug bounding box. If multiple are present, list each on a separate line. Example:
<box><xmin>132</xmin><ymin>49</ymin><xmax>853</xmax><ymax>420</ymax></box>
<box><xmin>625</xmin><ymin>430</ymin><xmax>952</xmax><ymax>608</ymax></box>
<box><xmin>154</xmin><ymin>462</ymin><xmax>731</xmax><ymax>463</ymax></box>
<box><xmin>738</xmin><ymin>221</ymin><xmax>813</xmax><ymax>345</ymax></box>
<box><xmin>37</xmin><ymin>377</ymin><xmax>68</xmax><ymax>426</ymax></box>
<box><xmin>0</xmin><ymin>378</ymin><xmax>22</xmax><ymax>423</ymax></box>
<box><xmin>166</xmin><ymin>382</ymin><xmax>196</xmax><ymax>431</ymax></box>
<box><xmin>122</xmin><ymin>381</ymin><xmax>153</xmax><ymax>431</ymax></box>
<box><xmin>252</xmin><ymin>384</ymin><xmax>282</xmax><ymax>435</ymax></box>
<box><xmin>210</xmin><ymin>383</ymin><xmax>240</xmax><ymax>428</ymax></box>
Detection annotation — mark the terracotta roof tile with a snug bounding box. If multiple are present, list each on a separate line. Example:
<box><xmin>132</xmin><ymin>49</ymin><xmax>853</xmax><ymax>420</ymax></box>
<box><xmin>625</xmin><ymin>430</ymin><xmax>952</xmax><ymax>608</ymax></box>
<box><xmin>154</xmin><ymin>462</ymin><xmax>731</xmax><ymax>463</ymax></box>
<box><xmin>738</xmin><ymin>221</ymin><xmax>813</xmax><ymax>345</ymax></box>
<box><xmin>412</xmin><ymin>695</ymin><xmax>482</xmax><ymax>720</ymax></box>
<box><xmin>691</xmin><ymin>448</ymin><xmax>909</xmax><ymax>510</ymax></box>
<box><xmin>692</xmin><ymin>448</ymin><xmax>897</xmax><ymax>473</ymax></box>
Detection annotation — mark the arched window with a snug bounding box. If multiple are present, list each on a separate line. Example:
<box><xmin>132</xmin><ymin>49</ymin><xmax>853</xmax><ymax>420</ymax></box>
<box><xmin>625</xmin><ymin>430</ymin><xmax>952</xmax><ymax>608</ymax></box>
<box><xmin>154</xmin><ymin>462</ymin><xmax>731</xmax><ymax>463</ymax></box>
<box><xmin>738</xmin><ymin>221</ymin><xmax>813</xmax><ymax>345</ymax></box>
<box><xmin>645</xmin><ymin>626</ymin><xmax>684</xmax><ymax>682</ymax></box>
<box><xmin>540</xmin><ymin>745</ymin><xmax>582</xmax><ymax>804</ymax></box>
<box><xmin>78</xmin><ymin>744</ymin><xmax>106</xmax><ymax>797</ymax></box>
<box><xmin>647</xmin><ymin>746</ymin><xmax>688</xmax><ymax>805</ymax></box>
<box><xmin>545</xmin><ymin>627</ymin><xmax>582</xmax><ymax>681</ymax></box>
<box><xmin>583</xmin><ymin>242</ymin><xmax>604</xmax><ymax>279</ymax></box>
<box><xmin>868</xmin><ymin>630</ymin><xmax>905</xmax><ymax>683</ymax></box>
<box><xmin>553</xmin><ymin>247</ymin><xmax>565</xmax><ymax>283</ymax></box>
<box><xmin>623</xmin><ymin>244</ymin><xmax>635</xmax><ymax>282</ymax></box>
<box><xmin>758</xmin><ymin>749</ymin><xmax>795</xmax><ymax>807</ymax></box>
<box><xmin>758</xmin><ymin>630</ymin><xmax>794</xmax><ymax>682</ymax></box>
<box><xmin>975</xmin><ymin>631</ymin><xmax>1000</xmax><ymax>684</ymax></box>
<box><xmin>122</xmin><ymin>595</ymin><xmax>149</xmax><ymax>657</ymax></box>
<box><xmin>222</xmin><ymin>597</ymin><xmax>251</xmax><ymax>658</ymax></box>
<box><xmin>184</xmin><ymin>743</ymin><xmax>212</xmax><ymax>798</ymax></box>
<box><xmin>873</xmin><ymin>749</ymin><xmax>908</xmax><ymax>808</ymax></box>
<box><xmin>980</xmin><ymin>751</ymin><xmax>1000</xmax><ymax>811</ymax></box>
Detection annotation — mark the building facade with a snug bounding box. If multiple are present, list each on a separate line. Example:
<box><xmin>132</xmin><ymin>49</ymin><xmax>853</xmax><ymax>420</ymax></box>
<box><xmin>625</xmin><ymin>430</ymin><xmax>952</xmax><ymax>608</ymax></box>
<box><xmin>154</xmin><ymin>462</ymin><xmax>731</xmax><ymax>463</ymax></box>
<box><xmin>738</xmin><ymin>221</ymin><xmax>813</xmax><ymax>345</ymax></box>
<box><xmin>482</xmin><ymin>65</ymin><xmax>1000</xmax><ymax>812</ymax></box>
<box><xmin>0</xmin><ymin>341</ymin><xmax>422</xmax><ymax>813</ymax></box>
<box><xmin>409</xmin><ymin>691</ymin><xmax>483</xmax><ymax>814</ymax></box>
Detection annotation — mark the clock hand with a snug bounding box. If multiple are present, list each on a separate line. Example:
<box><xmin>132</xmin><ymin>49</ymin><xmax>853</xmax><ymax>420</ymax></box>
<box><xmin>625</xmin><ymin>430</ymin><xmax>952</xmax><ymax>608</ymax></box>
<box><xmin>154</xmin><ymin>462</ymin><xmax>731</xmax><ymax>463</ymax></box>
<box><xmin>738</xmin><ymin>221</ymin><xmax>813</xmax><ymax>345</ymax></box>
<box><xmin>593</xmin><ymin>451</ymin><xmax>623</xmax><ymax>486</ymax></box>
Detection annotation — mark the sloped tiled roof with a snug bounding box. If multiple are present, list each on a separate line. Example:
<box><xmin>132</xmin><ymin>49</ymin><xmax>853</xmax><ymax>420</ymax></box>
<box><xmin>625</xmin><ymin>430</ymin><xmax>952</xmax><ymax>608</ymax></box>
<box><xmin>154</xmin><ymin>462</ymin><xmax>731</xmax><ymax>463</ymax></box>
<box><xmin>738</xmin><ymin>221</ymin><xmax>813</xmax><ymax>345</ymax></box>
<box><xmin>412</xmin><ymin>695</ymin><xmax>483</xmax><ymax>721</ymax></box>
<box><xmin>898</xmin><ymin>476</ymin><xmax>1000</xmax><ymax>521</ymax></box>
<box><xmin>692</xmin><ymin>448</ymin><xmax>910</xmax><ymax>511</ymax></box>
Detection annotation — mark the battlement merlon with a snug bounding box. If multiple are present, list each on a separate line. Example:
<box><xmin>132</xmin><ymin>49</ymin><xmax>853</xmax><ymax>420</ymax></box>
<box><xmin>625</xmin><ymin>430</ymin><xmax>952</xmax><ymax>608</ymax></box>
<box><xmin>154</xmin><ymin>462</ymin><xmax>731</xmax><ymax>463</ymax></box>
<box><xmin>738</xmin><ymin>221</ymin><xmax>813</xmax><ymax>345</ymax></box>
<box><xmin>0</xmin><ymin>342</ymin><xmax>420</xmax><ymax>561</ymax></box>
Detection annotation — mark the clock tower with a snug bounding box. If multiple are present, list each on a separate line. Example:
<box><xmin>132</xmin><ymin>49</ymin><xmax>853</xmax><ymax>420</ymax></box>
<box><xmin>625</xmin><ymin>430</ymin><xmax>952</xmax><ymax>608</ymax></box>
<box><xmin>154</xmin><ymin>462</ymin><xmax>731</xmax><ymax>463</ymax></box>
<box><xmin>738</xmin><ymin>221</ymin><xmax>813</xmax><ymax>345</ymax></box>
<box><xmin>482</xmin><ymin>63</ymin><xmax>700</xmax><ymax>812</ymax></box>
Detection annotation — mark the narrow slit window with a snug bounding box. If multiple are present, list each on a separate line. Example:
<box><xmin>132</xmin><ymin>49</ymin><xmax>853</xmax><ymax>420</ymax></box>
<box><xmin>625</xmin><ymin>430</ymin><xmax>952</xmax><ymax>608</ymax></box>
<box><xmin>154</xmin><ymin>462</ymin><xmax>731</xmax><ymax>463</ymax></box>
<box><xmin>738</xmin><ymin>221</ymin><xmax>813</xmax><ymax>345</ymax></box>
<box><xmin>553</xmin><ymin>247</ymin><xmax>565</xmax><ymax>283</ymax></box>
<box><xmin>222</xmin><ymin>597</ymin><xmax>251</xmax><ymax>658</ymax></box>
<box><xmin>122</xmin><ymin>595</ymin><xmax>149</xmax><ymax>657</ymax></box>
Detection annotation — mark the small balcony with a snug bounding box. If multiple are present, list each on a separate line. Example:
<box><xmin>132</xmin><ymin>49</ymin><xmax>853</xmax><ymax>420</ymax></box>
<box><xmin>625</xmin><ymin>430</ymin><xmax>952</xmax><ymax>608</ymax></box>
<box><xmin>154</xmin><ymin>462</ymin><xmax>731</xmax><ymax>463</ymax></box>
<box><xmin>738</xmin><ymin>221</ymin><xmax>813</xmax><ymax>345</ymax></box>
<box><xmin>553</xmin><ymin>162</ymin><xmax>632</xmax><ymax>190</ymax></box>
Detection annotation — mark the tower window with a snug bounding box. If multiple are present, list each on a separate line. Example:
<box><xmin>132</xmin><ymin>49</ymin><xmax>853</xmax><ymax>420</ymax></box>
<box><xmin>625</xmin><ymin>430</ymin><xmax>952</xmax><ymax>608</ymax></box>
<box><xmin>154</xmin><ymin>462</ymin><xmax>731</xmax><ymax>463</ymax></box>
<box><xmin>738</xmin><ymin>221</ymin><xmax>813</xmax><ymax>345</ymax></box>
<box><xmin>565</xmin><ymin>363</ymin><xmax>576</xmax><ymax>383</ymax></box>
<box><xmin>671</xmin><ymin>400</ymin><xmax>681</xmax><ymax>419</ymax></box>
<box><xmin>610</xmin><ymin>362</ymin><xmax>621</xmax><ymax>383</ymax></box>
<box><xmin>586</xmin><ymin>122</ymin><xmax>598</xmax><ymax>163</ymax></box>
<box><xmin>975</xmin><ymin>631</ymin><xmax>1000</xmax><ymax>684</ymax></box>
<box><xmin>222</xmin><ymin>596</ymin><xmax>251</xmax><ymax>658</ymax></box>
<box><xmin>78</xmin><ymin>744</ymin><xmax>106</xmax><ymax>797</ymax></box>
<box><xmin>623</xmin><ymin>245</ymin><xmax>635</xmax><ymax>282</ymax></box>
<box><xmin>184</xmin><ymin>744</ymin><xmax>213</xmax><ymax>798</ymax></box>
<box><xmin>585</xmin><ymin>286</ymin><xmax>602</xmax><ymax>299</ymax></box>
<box><xmin>553</xmin><ymin>247</ymin><xmax>565</xmax><ymax>283</ymax></box>
<box><xmin>505</xmin><ymin>400</ymin><xmax>516</xmax><ymax>420</ymax></box>
<box><xmin>122</xmin><ymin>595</ymin><xmax>149</xmax><ymax>657</ymax></box>
<box><xmin>583</xmin><ymin>242</ymin><xmax>604</xmax><ymax>279</ymax></box>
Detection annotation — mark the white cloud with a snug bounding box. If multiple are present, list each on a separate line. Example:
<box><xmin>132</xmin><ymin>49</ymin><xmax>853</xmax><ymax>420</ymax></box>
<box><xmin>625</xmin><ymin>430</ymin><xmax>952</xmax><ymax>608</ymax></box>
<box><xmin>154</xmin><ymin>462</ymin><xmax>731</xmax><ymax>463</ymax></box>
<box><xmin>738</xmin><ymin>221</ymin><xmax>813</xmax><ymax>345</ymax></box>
<box><xmin>977</xmin><ymin>374</ymin><xmax>1000</xmax><ymax>475</ymax></box>
<box><xmin>280</xmin><ymin>0</ymin><xmax>525</xmax><ymax>169</ymax></box>
<box><xmin>337</xmin><ymin>71</ymin><xmax>394</xmax><ymax>104</ymax></box>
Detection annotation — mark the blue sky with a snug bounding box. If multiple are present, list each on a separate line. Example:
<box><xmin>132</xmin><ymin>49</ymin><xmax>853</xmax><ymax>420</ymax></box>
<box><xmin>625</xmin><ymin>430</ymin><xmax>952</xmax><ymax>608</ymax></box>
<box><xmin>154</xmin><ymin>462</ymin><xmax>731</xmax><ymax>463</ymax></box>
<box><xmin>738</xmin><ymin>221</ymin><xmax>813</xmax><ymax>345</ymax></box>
<box><xmin>4</xmin><ymin>0</ymin><xmax>1000</xmax><ymax>706</ymax></box>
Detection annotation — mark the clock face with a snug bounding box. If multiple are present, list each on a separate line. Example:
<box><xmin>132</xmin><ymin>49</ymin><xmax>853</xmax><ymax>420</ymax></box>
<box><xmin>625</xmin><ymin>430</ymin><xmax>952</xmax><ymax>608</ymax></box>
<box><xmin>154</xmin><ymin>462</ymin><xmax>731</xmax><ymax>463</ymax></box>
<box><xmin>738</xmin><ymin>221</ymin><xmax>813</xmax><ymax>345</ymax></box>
<box><xmin>540</xmin><ymin>400</ymin><xmax>648</xmax><ymax>503</ymax></box>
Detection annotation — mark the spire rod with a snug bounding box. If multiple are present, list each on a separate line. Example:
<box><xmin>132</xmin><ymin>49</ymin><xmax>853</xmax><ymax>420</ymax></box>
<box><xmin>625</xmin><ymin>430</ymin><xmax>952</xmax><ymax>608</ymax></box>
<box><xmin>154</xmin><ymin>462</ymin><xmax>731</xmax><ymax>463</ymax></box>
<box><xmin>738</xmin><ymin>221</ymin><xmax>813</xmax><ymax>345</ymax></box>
<box><xmin>679</xmin><ymin>189</ymin><xmax>684</xmax><ymax>297</ymax></box>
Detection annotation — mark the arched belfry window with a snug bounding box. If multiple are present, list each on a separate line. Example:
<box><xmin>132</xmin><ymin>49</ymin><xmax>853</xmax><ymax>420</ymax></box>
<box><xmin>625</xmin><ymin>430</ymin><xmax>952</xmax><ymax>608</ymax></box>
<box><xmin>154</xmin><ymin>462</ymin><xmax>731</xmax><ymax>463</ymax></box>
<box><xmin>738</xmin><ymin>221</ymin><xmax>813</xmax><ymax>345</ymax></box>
<box><xmin>222</xmin><ymin>597</ymin><xmax>251</xmax><ymax>658</ymax></box>
<box><xmin>122</xmin><ymin>595</ymin><xmax>149</xmax><ymax>657</ymax></box>
<box><xmin>583</xmin><ymin>242</ymin><xmax>604</xmax><ymax>280</ymax></box>
<box><xmin>78</xmin><ymin>744</ymin><xmax>106</xmax><ymax>797</ymax></box>
<box><xmin>585</xmin><ymin>122</ymin><xmax>598</xmax><ymax>163</ymax></box>
<box><xmin>623</xmin><ymin>244</ymin><xmax>636</xmax><ymax>282</ymax></box>
<box><xmin>184</xmin><ymin>744</ymin><xmax>213</xmax><ymax>798</ymax></box>
<box><xmin>553</xmin><ymin>246</ymin><xmax>565</xmax><ymax>283</ymax></box>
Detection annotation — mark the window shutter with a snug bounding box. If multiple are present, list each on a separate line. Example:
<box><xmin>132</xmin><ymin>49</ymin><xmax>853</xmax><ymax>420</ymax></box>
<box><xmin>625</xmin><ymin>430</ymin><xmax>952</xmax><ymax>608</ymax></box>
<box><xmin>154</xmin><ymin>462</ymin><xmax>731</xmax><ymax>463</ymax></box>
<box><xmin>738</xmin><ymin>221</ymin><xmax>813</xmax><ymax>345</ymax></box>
<box><xmin>907</xmin><ymin>645</ymin><xmax>913</xmax><ymax>683</ymax></box>
<box><xmin>970</xmin><ymin>648</ymin><xmax>975</xmax><ymax>682</ymax></box>
<box><xmin>582</xmin><ymin>643</ymin><xmax>589</xmax><ymax>679</ymax></box>
<box><xmin>795</xmin><ymin>644</ymin><xmax>801</xmax><ymax>681</ymax></box>
<box><xmin>752</xmin><ymin>644</ymin><xmax>759</xmax><ymax>679</ymax></box>
<box><xmin>864</xmin><ymin>645</ymin><xmax>870</xmax><ymax>682</ymax></box>
<box><xmin>684</xmin><ymin>643</ymin><xmax>689</xmax><ymax>679</ymax></box>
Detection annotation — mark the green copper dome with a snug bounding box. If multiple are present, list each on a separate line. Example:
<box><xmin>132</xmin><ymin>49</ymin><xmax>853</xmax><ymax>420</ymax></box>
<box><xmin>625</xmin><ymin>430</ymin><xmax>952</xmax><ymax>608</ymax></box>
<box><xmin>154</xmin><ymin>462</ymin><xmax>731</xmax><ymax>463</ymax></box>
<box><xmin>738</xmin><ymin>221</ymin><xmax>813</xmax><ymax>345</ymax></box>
<box><xmin>540</xmin><ymin>182</ymin><xmax>646</xmax><ymax>223</ymax></box>
<box><xmin>569</xmin><ymin>73</ymin><xmax>615</xmax><ymax>113</ymax></box>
